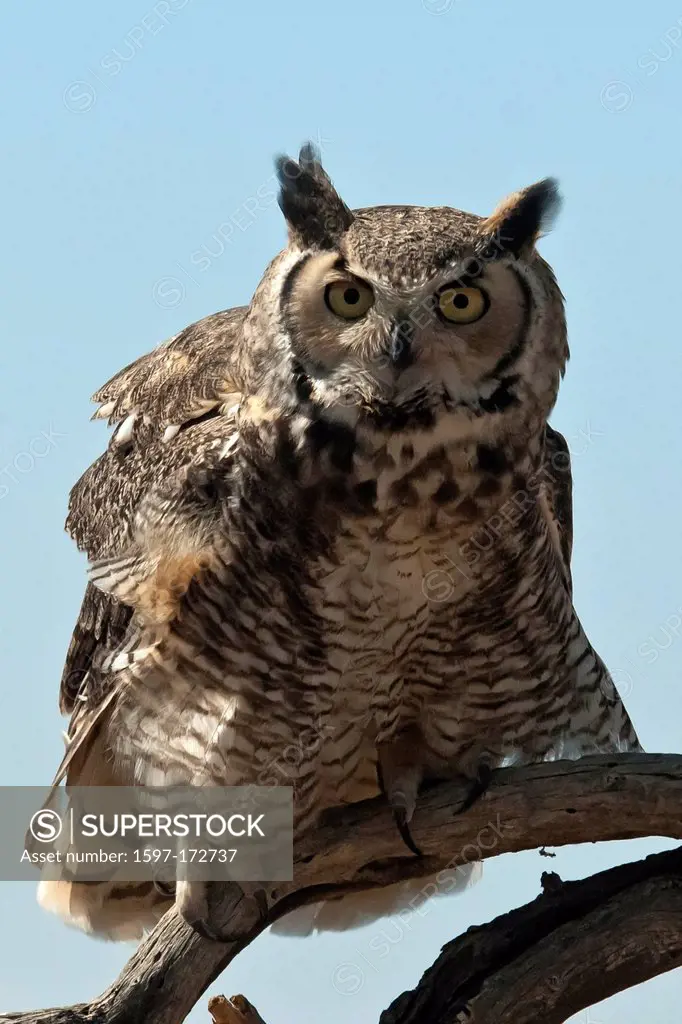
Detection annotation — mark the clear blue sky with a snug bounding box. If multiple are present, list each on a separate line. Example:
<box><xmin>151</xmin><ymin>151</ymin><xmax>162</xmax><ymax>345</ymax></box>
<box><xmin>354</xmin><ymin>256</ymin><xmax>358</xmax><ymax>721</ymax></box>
<box><xmin>1</xmin><ymin>1</ymin><xmax>681</xmax><ymax>1019</ymax></box>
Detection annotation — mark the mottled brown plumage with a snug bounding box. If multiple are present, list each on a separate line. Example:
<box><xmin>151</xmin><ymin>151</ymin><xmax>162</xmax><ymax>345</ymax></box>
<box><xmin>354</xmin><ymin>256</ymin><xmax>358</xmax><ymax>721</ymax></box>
<box><xmin>38</xmin><ymin>143</ymin><xmax>639</xmax><ymax>941</ymax></box>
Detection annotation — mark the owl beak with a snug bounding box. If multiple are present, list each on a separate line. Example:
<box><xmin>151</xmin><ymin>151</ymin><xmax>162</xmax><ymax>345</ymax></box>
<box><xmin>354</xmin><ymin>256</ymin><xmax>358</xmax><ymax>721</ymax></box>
<box><xmin>387</xmin><ymin>319</ymin><xmax>414</xmax><ymax>371</ymax></box>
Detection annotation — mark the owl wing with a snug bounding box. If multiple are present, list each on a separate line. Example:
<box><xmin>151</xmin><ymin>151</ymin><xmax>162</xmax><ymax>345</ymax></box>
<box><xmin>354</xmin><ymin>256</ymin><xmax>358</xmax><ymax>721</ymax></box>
<box><xmin>542</xmin><ymin>423</ymin><xmax>573</xmax><ymax>592</ymax></box>
<box><xmin>86</xmin><ymin>306</ymin><xmax>246</xmax><ymax>455</ymax></box>
<box><xmin>58</xmin><ymin>307</ymin><xmax>247</xmax><ymax>727</ymax></box>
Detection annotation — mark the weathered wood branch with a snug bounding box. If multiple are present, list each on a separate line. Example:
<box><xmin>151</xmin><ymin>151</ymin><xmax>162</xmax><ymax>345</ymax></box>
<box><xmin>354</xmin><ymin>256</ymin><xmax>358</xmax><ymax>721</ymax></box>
<box><xmin>2</xmin><ymin>753</ymin><xmax>681</xmax><ymax>1024</ymax></box>
<box><xmin>208</xmin><ymin>848</ymin><xmax>682</xmax><ymax>1024</ymax></box>
<box><xmin>208</xmin><ymin>994</ymin><xmax>268</xmax><ymax>1023</ymax></box>
<box><xmin>380</xmin><ymin>846</ymin><xmax>682</xmax><ymax>1023</ymax></box>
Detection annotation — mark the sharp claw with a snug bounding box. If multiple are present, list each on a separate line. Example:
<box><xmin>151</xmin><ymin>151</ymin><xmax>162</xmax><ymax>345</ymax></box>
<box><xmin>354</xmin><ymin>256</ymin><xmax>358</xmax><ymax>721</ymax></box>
<box><xmin>377</xmin><ymin>762</ymin><xmax>422</xmax><ymax>856</ymax></box>
<box><xmin>455</xmin><ymin>764</ymin><xmax>493</xmax><ymax>815</ymax></box>
<box><xmin>376</xmin><ymin>731</ymin><xmax>424</xmax><ymax>856</ymax></box>
<box><xmin>393</xmin><ymin>805</ymin><xmax>423</xmax><ymax>857</ymax></box>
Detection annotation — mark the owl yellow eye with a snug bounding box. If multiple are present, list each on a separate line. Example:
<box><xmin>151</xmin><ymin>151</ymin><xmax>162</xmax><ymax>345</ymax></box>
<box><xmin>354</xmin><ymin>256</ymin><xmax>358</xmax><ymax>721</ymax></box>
<box><xmin>324</xmin><ymin>280</ymin><xmax>374</xmax><ymax>319</ymax></box>
<box><xmin>437</xmin><ymin>285</ymin><xmax>488</xmax><ymax>324</ymax></box>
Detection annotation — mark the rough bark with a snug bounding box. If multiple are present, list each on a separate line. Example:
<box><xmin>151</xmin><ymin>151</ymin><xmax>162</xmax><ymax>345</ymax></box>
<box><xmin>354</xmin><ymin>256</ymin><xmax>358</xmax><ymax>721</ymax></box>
<box><xmin>2</xmin><ymin>753</ymin><xmax>681</xmax><ymax>1024</ymax></box>
<box><xmin>208</xmin><ymin>994</ymin><xmax>268</xmax><ymax>1023</ymax></box>
<box><xmin>380</xmin><ymin>847</ymin><xmax>682</xmax><ymax>1023</ymax></box>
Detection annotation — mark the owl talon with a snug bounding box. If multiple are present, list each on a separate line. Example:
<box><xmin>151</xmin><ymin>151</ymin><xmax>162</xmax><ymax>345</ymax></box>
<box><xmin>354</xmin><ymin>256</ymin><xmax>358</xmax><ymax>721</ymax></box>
<box><xmin>393</xmin><ymin>805</ymin><xmax>423</xmax><ymax>858</ymax></box>
<box><xmin>376</xmin><ymin>728</ymin><xmax>424</xmax><ymax>858</ymax></box>
<box><xmin>455</xmin><ymin>764</ymin><xmax>493</xmax><ymax>815</ymax></box>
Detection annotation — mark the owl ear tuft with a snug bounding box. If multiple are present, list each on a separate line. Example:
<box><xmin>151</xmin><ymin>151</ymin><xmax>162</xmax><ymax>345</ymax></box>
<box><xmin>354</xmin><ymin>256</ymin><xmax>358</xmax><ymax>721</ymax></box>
<box><xmin>275</xmin><ymin>142</ymin><xmax>354</xmax><ymax>250</ymax></box>
<box><xmin>479</xmin><ymin>178</ymin><xmax>562</xmax><ymax>257</ymax></box>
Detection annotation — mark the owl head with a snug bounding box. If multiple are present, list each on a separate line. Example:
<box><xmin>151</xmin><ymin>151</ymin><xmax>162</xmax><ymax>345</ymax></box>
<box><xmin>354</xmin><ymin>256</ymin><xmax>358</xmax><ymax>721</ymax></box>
<box><xmin>243</xmin><ymin>143</ymin><xmax>568</xmax><ymax>444</ymax></box>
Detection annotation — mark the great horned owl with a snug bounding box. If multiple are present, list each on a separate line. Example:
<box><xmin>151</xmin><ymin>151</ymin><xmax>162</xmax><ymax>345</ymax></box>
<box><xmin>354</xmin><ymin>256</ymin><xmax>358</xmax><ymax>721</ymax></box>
<box><xmin>37</xmin><ymin>143</ymin><xmax>640</xmax><ymax>940</ymax></box>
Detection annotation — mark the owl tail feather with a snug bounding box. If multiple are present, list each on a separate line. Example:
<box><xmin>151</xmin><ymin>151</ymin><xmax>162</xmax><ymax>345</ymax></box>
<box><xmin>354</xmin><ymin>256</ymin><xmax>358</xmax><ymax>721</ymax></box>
<box><xmin>37</xmin><ymin>878</ymin><xmax>171</xmax><ymax>942</ymax></box>
<box><xmin>37</xmin><ymin>866</ymin><xmax>482</xmax><ymax>942</ymax></box>
<box><xmin>269</xmin><ymin>863</ymin><xmax>483</xmax><ymax>937</ymax></box>
<box><xmin>32</xmin><ymin>681</ymin><xmax>174</xmax><ymax>941</ymax></box>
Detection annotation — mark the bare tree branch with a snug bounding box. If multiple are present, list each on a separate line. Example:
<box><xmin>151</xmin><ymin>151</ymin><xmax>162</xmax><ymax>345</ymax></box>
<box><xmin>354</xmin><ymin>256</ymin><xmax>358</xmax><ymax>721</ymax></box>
<box><xmin>208</xmin><ymin>994</ymin><xmax>268</xmax><ymax>1024</ymax></box>
<box><xmin>380</xmin><ymin>844</ymin><xmax>682</xmax><ymax>1023</ymax></box>
<box><xmin>2</xmin><ymin>753</ymin><xmax>681</xmax><ymax>1024</ymax></box>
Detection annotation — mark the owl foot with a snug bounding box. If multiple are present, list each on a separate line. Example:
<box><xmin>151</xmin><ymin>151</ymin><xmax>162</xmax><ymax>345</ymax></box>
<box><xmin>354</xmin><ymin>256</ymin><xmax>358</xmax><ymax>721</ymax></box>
<box><xmin>455</xmin><ymin>763</ymin><xmax>493</xmax><ymax>815</ymax></box>
<box><xmin>391</xmin><ymin>803</ymin><xmax>423</xmax><ymax>858</ymax></box>
<box><xmin>376</xmin><ymin>727</ymin><xmax>425</xmax><ymax>858</ymax></box>
<box><xmin>177</xmin><ymin>879</ymin><xmax>270</xmax><ymax>942</ymax></box>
